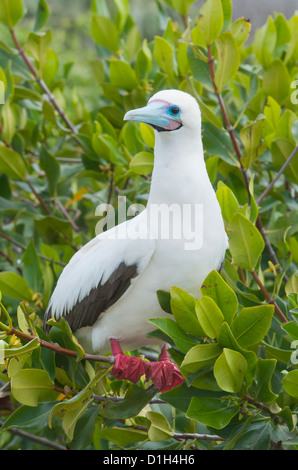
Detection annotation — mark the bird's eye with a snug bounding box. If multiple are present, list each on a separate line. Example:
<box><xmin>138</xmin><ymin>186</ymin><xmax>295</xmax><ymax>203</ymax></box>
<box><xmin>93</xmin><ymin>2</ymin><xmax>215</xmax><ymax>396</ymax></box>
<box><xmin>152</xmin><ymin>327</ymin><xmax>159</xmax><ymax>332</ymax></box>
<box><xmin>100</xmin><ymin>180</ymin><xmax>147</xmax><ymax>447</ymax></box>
<box><xmin>169</xmin><ymin>106</ymin><xmax>180</xmax><ymax>116</ymax></box>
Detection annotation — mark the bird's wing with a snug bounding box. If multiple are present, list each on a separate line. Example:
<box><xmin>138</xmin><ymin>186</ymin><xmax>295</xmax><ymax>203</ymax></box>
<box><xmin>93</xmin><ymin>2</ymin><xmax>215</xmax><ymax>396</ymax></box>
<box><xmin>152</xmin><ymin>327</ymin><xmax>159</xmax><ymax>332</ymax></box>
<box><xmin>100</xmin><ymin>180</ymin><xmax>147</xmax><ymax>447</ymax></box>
<box><xmin>44</xmin><ymin>216</ymin><xmax>155</xmax><ymax>333</ymax></box>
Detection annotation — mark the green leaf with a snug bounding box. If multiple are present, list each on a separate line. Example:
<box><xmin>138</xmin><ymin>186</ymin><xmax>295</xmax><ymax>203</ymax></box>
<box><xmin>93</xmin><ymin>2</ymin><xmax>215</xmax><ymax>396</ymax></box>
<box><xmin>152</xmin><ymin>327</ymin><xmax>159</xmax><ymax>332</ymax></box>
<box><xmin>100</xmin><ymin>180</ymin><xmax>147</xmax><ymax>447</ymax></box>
<box><xmin>34</xmin><ymin>216</ymin><xmax>73</xmax><ymax>245</ymax></box>
<box><xmin>271</xmin><ymin>139</ymin><xmax>298</xmax><ymax>184</ymax></box>
<box><xmin>168</xmin><ymin>0</ymin><xmax>197</xmax><ymax>16</ymax></box>
<box><xmin>217</xmin><ymin>322</ymin><xmax>257</xmax><ymax>387</ymax></box>
<box><xmin>1</xmin><ymin>101</ymin><xmax>16</xmax><ymax>143</ymax></box>
<box><xmin>230</xmin><ymin>18</ymin><xmax>251</xmax><ymax>46</ymax></box>
<box><xmin>0</xmin><ymin>144</ymin><xmax>26</xmax><ymax>180</ymax></box>
<box><xmin>227</xmin><ymin>212</ymin><xmax>264</xmax><ymax>270</ymax></box>
<box><xmin>110</xmin><ymin>59</ymin><xmax>138</xmax><ymax>91</ymax></box>
<box><xmin>231</xmin><ymin>305</ymin><xmax>274</xmax><ymax>347</ymax></box>
<box><xmin>240</xmin><ymin>116</ymin><xmax>266</xmax><ymax>168</ymax></box>
<box><xmin>0</xmin><ymin>401</ymin><xmax>55</xmax><ymax>434</ymax></box>
<box><xmin>148</xmin><ymin>317</ymin><xmax>198</xmax><ymax>353</ymax></box>
<box><xmin>34</xmin><ymin>0</ymin><xmax>49</xmax><ymax>31</ymax></box>
<box><xmin>0</xmin><ymin>271</ymin><xmax>33</xmax><ymax>301</ymax></box>
<box><xmin>181</xmin><ymin>343</ymin><xmax>222</xmax><ymax>373</ymax></box>
<box><xmin>214</xmin><ymin>32</ymin><xmax>240</xmax><ymax>92</ymax></box>
<box><xmin>216</xmin><ymin>182</ymin><xmax>239</xmax><ymax>223</ymax></box>
<box><xmin>22</xmin><ymin>240</ymin><xmax>42</xmax><ymax>292</ymax></box>
<box><xmin>27</xmin><ymin>31</ymin><xmax>52</xmax><ymax>69</ymax></box>
<box><xmin>129</xmin><ymin>151</ymin><xmax>154</xmax><ymax>175</ymax></box>
<box><xmin>186</xmin><ymin>396</ymin><xmax>239</xmax><ymax>429</ymax></box>
<box><xmin>253</xmin><ymin>16</ymin><xmax>276</xmax><ymax>68</ymax></box>
<box><xmin>170</xmin><ymin>286</ymin><xmax>205</xmax><ymax>337</ymax></box>
<box><xmin>214</xmin><ymin>348</ymin><xmax>247</xmax><ymax>393</ymax></box>
<box><xmin>195</xmin><ymin>296</ymin><xmax>224</xmax><ymax>339</ymax></box>
<box><xmin>0</xmin><ymin>0</ymin><xmax>24</xmax><ymax>27</ymax></box>
<box><xmin>262</xmin><ymin>59</ymin><xmax>291</xmax><ymax>103</ymax></box>
<box><xmin>196</xmin><ymin>0</ymin><xmax>224</xmax><ymax>45</ymax></box>
<box><xmin>39</xmin><ymin>146</ymin><xmax>60</xmax><ymax>195</ymax></box>
<box><xmin>200</xmin><ymin>269</ymin><xmax>238</xmax><ymax>324</ymax></box>
<box><xmin>147</xmin><ymin>410</ymin><xmax>173</xmax><ymax>442</ymax></box>
<box><xmin>49</xmin><ymin>371</ymin><xmax>107</xmax><ymax>439</ymax></box>
<box><xmin>91</xmin><ymin>14</ymin><xmax>119</xmax><ymax>52</ymax></box>
<box><xmin>11</xmin><ymin>369</ymin><xmax>56</xmax><ymax>406</ymax></box>
<box><xmin>282</xmin><ymin>370</ymin><xmax>298</xmax><ymax>398</ymax></box>
<box><xmin>100</xmin><ymin>384</ymin><xmax>157</xmax><ymax>420</ymax></box>
<box><xmin>254</xmin><ymin>358</ymin><xmax>278</xmax><ymax>403</ymax></box>
<box><xmin>153</xmin><ymin>36</ymin><xmax>177</xmax><ymax>82</ymax></box>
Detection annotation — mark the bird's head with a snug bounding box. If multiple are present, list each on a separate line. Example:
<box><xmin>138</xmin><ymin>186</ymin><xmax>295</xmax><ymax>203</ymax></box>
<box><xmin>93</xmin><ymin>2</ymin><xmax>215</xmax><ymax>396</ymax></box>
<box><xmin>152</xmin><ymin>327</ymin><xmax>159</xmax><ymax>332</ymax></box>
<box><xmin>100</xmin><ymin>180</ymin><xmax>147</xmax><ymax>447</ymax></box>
<box><xmin>124</xmin><ymin>89</ymin><xmax>201</xmax><ymax>135</ymax></box>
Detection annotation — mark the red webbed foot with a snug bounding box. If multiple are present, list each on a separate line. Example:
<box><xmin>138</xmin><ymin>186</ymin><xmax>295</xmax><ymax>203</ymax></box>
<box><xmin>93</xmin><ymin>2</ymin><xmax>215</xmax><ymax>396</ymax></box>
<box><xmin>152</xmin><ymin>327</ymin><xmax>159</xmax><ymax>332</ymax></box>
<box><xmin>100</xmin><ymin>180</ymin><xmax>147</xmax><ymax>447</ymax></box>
<box><xmin>110</xmin><ymin>338</ymin><xmax>149</xmax><ymax>383</ymax></box>
<box><xmin>110</xmin><ymin>340</ymin><xmax>184</xmax><ymax>392</ymax></box>
<box><xmin>145</xmin><ymin>346</ymin><xmax>185</xmax><ymax>392</ymax></box>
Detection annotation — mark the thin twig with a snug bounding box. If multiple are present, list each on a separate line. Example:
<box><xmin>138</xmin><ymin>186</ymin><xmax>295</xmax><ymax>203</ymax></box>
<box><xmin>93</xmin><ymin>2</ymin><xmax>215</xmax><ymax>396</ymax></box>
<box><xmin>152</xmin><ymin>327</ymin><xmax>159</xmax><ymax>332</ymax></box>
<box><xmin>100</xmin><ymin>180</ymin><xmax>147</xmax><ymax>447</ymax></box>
<box><xmin>207</xmin><ymin>45</ymin><xmax>250</xmax><ymax>197</ymax></box>
<box><xmin>257</xmin><ymin>145</ymin><xmax>298</xmax><ymax>204</ymax></box>
<box><xmin>206</xmin><ymin>45</ymin><xmax>290</xmax><ymax>282</ymax></box>
<box><xmin>0</xmin><ymin>231</ymin><xmax>66</xmax><ymax>267</ymax></box>
<box><xmin>0</xmin><ymin>420</ymin><xmax>67</xmax><ymax>450</ymax></box>
<box><xmin>10</xmin><ymin>28</ymin><xmax>78</xmax><ymax>136</ymax></box>
<box><xmin>56</xmin><ymin>199</ymin><xmax>81</xmax><ymax>233</ymax></box>
<box><xmin>251</xmin><ymin>270</ymin><xmax>288</xmax><ymax>323</ymax></box>
<box><xmin>5</xmin><ymin>326</ymin><xmax>115</xmax><ymax>364</ymax></box>
<box><xmin>25</xmin><ymin>176</ymin><xmax>52</xmax><ymax>215</ymax></box>
<box><xmin>132</xmin><ymin>423</ymin><xmax>224</xmax><ymax>442</ymax></box>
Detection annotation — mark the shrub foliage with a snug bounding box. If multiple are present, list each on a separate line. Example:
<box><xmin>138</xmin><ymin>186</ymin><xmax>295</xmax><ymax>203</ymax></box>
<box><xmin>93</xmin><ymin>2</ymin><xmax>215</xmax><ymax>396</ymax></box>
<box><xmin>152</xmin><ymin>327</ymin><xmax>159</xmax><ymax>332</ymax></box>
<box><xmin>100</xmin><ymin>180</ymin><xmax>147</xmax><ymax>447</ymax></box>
<box><xmin>0</xmin><ymin>0</ymin><xmax>297</xmax><ymax>451</ymax></box>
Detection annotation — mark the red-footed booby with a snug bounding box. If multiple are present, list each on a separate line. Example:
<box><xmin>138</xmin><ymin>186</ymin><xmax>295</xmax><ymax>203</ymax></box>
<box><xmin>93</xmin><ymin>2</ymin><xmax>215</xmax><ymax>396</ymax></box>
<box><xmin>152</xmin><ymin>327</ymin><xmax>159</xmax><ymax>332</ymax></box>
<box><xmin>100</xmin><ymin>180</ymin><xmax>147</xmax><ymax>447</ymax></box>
<box><xmin>44</xmin><ymin>90</ymin><xmax>228</xmax><ymax>392</ymax></box>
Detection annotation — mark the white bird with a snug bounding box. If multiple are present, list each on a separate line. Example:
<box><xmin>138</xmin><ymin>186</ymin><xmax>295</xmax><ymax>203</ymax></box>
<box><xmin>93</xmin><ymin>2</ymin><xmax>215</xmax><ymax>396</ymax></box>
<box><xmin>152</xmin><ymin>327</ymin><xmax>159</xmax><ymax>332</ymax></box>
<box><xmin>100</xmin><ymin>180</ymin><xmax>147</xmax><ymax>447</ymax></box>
<box><xmin>44</xmin><ymin>89</ymin><xmax>228</xmax><ymax>392</ymax></box>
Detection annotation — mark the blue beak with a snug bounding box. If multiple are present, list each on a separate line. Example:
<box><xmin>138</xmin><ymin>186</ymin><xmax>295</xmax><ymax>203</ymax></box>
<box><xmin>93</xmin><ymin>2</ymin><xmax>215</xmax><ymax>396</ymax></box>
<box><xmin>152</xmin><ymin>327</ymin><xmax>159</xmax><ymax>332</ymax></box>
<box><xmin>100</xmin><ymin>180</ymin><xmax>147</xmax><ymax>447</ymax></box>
<box><xmin>124</xmin><ymin>100</ymin><xmax>182</xmax><ymax>132</ymax></box>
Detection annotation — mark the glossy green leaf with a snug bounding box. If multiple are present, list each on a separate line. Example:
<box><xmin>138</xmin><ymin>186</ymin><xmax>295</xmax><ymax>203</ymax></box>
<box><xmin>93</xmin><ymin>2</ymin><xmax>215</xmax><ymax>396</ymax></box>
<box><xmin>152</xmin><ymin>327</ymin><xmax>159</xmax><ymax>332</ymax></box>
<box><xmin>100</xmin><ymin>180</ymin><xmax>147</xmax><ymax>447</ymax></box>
<box><xmin>148</xmin><ymin>317</ymin><xmax>198</xmax><ymax>353</ymax></box>
<box><xmin>0</xmin><ymin>144</ymin><xmax>26</xmax><ymax>180</ymax></box>
<box><xmin>196</xmin><ymin>0</ymin><xmax>224</xmax><ymax>45</ymax></box>
<box><xmin>34</xmin><ymin>0</ymin><xmax>49</xmax><ymax>31</ymax></box>
<box><xmin>195</xmin><ymin>296</ymin><xmax>224</xmax><ymax>339</ymax></box>
<box><xmin>181</xmin><ymin>343</ymin><xmax>222</xmax><ymax>373</ymax></box>
<box><xmin>100</xmin><ymin>384</ymin><xmax>157</xmax><ymax>420</ymax></box>
<box><xmin>231</xmin><ymin>305</ymin><xmax>274</xmax><ymax>347</ymax></box>
<box><xmin>129</xmin><ymin>151</ymin><xmax>154</xmax><ymax>175</ymax></box>
<box><xmin>214</xmin><ymin>348</ymin><xmax>247</xmax><ymax>393</ymax></box>
<box><xmin>11</xmin><ymin>369</ymin><xmax>56</xmax><ymax>406</ymax></box>
<box><xmin>0</xmin><ymin>0</ymin><xmax>24</xmax><ymax>27</ymax></box>
<box><xmin>171</xmin><ymin>286</ymin><xmax>205</xmax><ymax>337</ymax></box>
<box><xmin>110</xmin><ymin>59</ymin><xmax>138</xmax><ymax>91</ymax></box>
<box><xmin>214</xmin><ymin>32</ymin><xmax>240</xmax><ymax>92</ymax></box>
<box><xmin>230</xmin><ymin>18</ymin><xmax>251</xmax><ymax>46</ymax></box>
<box><xmin>91</xmin><ymin>14</ymin><xmax>119</xmax><ymax>52</ymax></box>
<box><xmin>254</xmin><ymin>358</ymin><xmax>278</xmax><ymax>403</ymax></box>
<box><xmin>0</xmin><ymin>271</ymin><xmax>33</xmax><ymax>301</ymax></box>
<box><xmin>262</xmin><ymin>59</ymin><xmax>291</xmax><ymax>103</ymax></box>
<box><xmin>282</xmin><ymin>370</ymin><xmax>298</xmax><ymax>398</ymax></box>
<box><xmin>147</xmin><ymin>411</ymin><xmax>173</xmax><ymax>442</ymax></box>
<box><xmin>0</xmin><ymin>401</ymin><xmax>56</xmax><ymax>434</ymax></box>
<box><xmin>228</xmin><ymin>212</ymin><xmax>264</xmax><ymax>270</ymax></box>
<box><xmin>200</xmin><ymin>269</ymin><xmax>238</xmax><ymax>324</ymax></box>
<box><xmin>186</xmin><ymin>396</ymin><xmax>239</xmax><ymax>429</ymax></box>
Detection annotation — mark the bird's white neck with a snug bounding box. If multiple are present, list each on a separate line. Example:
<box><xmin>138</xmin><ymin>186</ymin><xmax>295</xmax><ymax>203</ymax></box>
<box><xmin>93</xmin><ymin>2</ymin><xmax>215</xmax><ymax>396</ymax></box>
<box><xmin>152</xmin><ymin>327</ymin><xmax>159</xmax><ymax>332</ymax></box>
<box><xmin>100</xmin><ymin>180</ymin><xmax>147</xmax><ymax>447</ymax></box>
<box><xmin>148</xmin><ymin>129</ymin><xmax>214</xmax><ymax>206</ymax></box>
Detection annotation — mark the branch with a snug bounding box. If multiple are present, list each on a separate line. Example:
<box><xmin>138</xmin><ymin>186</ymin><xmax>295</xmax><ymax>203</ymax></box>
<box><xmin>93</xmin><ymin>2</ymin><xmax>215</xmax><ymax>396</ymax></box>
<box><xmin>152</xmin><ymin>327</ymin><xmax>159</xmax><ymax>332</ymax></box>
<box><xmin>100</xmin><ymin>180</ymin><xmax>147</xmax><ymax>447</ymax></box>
<box><xmin>206</xmin><ymin>45</ymin><xmax>289</xmax><ymax>282</ymax></box>
<box><xmin>256</xmin><ymin>145</ymin><xmax>298</xmax><ymax>204</ymax></box>
<box><xmin>132</xmin><ymin>423</ymin><xmax>224</xmax><ymax>443</ymax></box>
<box><xmin>10</xmin><ymin>28</ymin><xmax>78</xmax><ymax>136</ymax></box>
<box><xmin>207</xmin><ymin>45</ymin><xmax>250</xmax><ymax>197</ymax></box>
<box><xmin>25</xmin><ymin>175</ymin><xmax>52</xmax><ymax>215</ymax></box>
<box><xmin>0</xmin><ymin>420</ymin><xmax>67</xmax><ymax>450</ymax></box>
<box><xmin>5</xmin><ymin>326</ymin><xmax>115</xmax><ymax>364</ymax></box>
<box><xmin>0</xmin><ymin>231</ymin><xmax>66</xmax><ymax>267</ymax></box>
<box><xmin>251</xmin><ymin>270</ymin><xmax>288</xmax><ymax>323</ymax></box>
